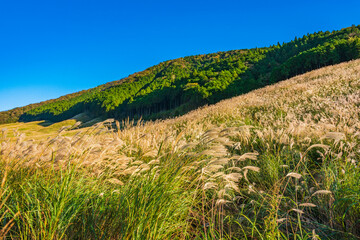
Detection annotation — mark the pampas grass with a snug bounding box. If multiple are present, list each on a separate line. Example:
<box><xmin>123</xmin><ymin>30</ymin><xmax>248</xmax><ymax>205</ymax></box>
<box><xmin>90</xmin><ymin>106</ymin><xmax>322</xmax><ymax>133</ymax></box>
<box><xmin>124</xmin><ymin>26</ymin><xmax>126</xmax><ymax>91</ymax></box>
<box><xmin>1</xmin><ymin>60</ymin><xmax>360</xmax><ymax>239</ymax></box>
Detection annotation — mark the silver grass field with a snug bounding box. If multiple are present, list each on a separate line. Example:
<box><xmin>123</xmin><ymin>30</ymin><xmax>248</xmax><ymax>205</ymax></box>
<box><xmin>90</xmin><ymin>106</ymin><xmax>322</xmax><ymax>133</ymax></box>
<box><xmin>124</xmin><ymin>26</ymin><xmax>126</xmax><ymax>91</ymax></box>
<box><xmin>1</xmin><ymin>60</ymin><xmax>360</xmax><ymax>239</ymax></box>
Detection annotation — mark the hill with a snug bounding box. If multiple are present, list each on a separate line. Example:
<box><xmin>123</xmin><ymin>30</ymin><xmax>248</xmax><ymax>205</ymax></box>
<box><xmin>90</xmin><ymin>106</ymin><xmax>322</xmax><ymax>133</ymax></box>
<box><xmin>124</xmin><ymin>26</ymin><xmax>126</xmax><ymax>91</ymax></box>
<box><xmin>1</xmin><ymin>25</ymin><xmax>360</xmax><ymax>124</ymax></box>
<box><xmin>1</xmin><ymin>60</ymin><xmax>360</xmax><ymax>239</ymax></box>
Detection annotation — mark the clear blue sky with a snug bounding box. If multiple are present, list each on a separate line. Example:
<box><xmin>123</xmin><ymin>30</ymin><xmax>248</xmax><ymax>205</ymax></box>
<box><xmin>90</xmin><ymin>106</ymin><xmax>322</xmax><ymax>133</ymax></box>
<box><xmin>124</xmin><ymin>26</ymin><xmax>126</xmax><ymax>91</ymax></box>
<box><xmin>1</xmin><ymin>0</ymin><xmax>359</xmax><ymax>111</ymax></box>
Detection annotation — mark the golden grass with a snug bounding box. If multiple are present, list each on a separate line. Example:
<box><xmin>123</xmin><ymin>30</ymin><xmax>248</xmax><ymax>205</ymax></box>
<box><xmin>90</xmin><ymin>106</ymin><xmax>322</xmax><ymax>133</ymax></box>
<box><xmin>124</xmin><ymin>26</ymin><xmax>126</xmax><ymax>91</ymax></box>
<box><xmin>0</xmin><ymin>119</ymin><xmax>86</xmax><ymax>141</ymax></box>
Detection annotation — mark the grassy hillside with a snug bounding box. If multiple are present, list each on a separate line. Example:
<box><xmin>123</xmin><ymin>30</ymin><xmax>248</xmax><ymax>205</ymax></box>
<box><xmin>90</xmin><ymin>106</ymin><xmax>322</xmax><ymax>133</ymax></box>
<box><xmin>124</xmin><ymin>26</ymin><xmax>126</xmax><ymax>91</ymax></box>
<box><xmin>1</xmin><ymin>60</ymin><xmax>360</xmax><ymax>239</ymax></box>
<box><xmin>0</xmin><ymin>119</ymin><xmax>87</xmax><ymax>141</ymax></box>
<box><xmin>1</xmin><ymin>25</ymin><xmax>360</xmax><ymax>124</ymax></box>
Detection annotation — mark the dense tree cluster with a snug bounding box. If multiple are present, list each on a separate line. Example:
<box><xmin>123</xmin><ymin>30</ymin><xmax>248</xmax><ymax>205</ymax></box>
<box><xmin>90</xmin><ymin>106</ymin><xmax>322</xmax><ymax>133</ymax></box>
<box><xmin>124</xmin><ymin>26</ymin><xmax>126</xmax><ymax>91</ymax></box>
<box><xmin>2</xmin><ymin>25</ymin><xmax>359</xmax><ymax>124</ymax></box>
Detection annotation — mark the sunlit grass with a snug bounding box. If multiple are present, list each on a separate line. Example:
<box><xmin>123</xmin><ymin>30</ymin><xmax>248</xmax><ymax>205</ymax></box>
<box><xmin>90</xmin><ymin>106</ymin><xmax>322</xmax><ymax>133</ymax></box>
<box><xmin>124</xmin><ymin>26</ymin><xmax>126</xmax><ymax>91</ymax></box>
<box><xmin>0</xmin><ymin>119</ymin><xmax>85</xmax><ymax>141</ymax></box>
<box><xmin>1</xmin><ymin>60</ymin><xmax>360</xmax><ymax>239</ymax></box>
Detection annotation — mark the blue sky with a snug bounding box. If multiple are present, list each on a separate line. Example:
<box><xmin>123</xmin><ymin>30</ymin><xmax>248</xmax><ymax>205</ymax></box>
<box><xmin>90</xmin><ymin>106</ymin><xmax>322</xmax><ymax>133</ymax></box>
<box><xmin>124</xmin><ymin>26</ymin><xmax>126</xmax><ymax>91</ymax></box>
<box><xmin>1</xmin><ymin>0</ymin><xmax>359</xmax><ymax>111</ymax></box>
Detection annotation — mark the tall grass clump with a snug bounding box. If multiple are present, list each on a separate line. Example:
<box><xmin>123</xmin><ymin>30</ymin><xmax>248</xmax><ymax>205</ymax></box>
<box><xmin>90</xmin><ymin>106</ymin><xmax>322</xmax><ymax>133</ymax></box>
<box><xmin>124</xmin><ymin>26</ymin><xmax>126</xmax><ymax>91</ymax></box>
<box><xmin>0</xmin><ymin>129</ymin><xmax>200</xmax><ymax>239</ymax></box>
<box><xmin>0</xmin><ymin>167</ymin><xmax>19</xmax><ymax>238</ymax></box>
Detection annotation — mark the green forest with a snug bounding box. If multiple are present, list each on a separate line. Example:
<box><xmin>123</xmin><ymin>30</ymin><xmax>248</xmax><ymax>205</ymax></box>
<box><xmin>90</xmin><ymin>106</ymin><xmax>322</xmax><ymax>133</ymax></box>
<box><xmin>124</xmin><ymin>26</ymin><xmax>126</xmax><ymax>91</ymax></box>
<box><xmin>1</xmin><ymin>25</ymin><xmax>360</xmax><ymax>124</ymax></box>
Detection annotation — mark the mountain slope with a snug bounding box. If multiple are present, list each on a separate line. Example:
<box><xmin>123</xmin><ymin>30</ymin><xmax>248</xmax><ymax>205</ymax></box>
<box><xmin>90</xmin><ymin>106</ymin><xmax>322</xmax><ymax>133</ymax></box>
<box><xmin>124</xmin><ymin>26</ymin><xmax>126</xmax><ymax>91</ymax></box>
<box><xmin>1</xmin><ymin>25</ymin><xmax>360</xmax><ymax>124</ymax></box>
<box><xmin>2</xmin><ymin>60</ymin><xmax>360</xmax><ymax>239</ymax></box>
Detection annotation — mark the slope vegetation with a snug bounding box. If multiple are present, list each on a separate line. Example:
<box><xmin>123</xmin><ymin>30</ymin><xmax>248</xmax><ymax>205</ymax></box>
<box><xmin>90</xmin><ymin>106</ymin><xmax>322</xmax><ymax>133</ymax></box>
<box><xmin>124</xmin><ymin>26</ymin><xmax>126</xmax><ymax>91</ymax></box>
<box><xmin>1</xmin><ymin>25</ymin><xmax>360</xmax><ymax>124</ymax></box>
<box><xmin>1</xmin><ymin>60</ymin><xmax>360</xmax><ymax>239</ymax></box>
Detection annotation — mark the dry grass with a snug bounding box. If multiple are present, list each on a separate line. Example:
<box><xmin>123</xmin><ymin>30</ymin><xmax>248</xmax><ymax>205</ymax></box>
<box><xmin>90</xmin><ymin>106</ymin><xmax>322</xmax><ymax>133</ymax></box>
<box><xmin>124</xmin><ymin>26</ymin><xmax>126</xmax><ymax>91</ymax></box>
<box><xmin>0</xmin><ymin>119</ymin><xmax>85</xmax><ymax>141</ymax></box>
<box><xmin>1</xmin><ymin>60</ymin><xmax>360</xmax><ymax>239</ymax></box>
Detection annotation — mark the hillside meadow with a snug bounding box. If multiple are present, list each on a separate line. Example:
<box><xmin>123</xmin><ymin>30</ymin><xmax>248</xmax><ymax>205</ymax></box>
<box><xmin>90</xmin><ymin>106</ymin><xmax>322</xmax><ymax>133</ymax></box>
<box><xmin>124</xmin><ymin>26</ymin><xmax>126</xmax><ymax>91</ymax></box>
<box><xmin>2</xmin><ymin>25</ymin><xmax>360</xmax><ymax>125</ymax></box>
<box><xmin>1</xmin><ymin>60</ymin><xmax>360</xmax><ymax>239</ymax></box>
